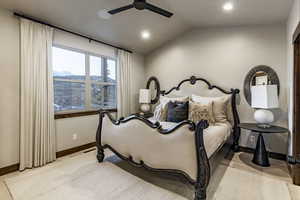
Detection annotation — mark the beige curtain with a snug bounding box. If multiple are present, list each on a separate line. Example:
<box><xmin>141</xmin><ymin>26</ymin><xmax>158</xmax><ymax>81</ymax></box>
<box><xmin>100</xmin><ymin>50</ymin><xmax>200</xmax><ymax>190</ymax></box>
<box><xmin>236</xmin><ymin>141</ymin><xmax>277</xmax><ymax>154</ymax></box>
<box><xmin>117</xmin><ymin>50</ymin><xmax>132</xmax><ymax>118</ymax></box>
<box><xmin>20</xmin><ymin>19</ymin><xmax>56</xmax><ymax>170</ymax></box>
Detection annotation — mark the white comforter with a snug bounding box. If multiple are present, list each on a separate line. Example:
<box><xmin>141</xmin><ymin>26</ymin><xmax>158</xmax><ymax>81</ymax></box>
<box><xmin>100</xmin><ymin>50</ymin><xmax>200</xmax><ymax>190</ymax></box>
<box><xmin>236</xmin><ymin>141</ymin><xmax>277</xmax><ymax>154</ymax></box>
<box><xmin>148</xmin><ymin>117</ymin><xmax>232</xmax><ymax>158</ymax></box>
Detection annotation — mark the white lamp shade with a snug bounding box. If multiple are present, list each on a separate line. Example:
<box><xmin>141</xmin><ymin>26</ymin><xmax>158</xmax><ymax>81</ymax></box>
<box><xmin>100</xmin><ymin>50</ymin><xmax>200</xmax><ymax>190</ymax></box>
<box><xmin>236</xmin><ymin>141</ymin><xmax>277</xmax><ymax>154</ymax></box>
<box><xmin>139</xmin><ymin>89</ymin><xmax>151</xmax><ymax>104</ymax></box>
<box><xmin>251</xmin><ymin>85</ymin><xmax>279</xmax><ymax>109</ymax></box>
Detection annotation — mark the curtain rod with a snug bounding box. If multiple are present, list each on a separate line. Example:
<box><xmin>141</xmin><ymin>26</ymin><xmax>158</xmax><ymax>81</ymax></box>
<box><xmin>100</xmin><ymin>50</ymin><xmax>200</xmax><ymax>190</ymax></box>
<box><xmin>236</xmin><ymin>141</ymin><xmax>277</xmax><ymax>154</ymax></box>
<box><xmin>14</xmin><ymin>12</ymin><xmax>133</xmax><ymax>54</ymax></box>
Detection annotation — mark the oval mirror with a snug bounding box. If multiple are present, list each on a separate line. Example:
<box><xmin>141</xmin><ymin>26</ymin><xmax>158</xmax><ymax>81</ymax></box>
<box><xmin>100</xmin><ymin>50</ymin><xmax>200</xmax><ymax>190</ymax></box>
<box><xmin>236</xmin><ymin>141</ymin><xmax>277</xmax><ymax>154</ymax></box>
<box><xmin>244</xmin><ymin>65</ymin><xmax>280</xmax><ymax>106</ymax></box>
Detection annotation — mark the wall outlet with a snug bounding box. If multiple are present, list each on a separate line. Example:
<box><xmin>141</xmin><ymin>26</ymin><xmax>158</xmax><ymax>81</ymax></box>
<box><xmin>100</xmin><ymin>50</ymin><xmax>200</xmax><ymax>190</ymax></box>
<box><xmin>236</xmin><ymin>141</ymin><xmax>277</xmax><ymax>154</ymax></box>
<box><xmin>250</xmin><ymin>135</ymin><xmax>255</xmax><ymax>144</ymax></box>
<box><xmin>72</xmin><ymin>134</ymin><xmax>77</xmax><ymax>140</ymax></box>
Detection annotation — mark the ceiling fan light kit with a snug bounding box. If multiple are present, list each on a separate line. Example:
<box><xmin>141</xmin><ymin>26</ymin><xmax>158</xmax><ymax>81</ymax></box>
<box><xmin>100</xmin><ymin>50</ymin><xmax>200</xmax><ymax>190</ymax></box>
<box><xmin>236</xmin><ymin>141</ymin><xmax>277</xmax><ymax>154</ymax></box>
<box><xmin>108</xmin><ymin>0</ymin><xmax>173</xmax><ymax>18</ymax></box>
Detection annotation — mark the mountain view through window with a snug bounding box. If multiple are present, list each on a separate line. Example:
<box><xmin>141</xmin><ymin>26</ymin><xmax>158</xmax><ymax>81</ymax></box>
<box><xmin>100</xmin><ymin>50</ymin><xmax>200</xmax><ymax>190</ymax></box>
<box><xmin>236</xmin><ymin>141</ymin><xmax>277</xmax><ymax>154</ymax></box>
<box><xmin>53</xmin><ymin>46</ymin><xmax>117</xmax><ymax>112</ymax></box>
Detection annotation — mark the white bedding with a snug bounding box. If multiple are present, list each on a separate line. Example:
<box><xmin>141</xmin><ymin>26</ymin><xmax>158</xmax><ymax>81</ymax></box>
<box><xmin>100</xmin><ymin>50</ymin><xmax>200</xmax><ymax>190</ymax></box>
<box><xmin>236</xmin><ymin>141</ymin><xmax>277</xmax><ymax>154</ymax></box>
<box><xmin>102</xmin><ymin>116</ymin><xmax>232</xmax><ymax>180</ymax></box>
<box><xmin>148</xmin><ymin>117</ymin><xmax>232</xmax><ymax>158</ymax></box>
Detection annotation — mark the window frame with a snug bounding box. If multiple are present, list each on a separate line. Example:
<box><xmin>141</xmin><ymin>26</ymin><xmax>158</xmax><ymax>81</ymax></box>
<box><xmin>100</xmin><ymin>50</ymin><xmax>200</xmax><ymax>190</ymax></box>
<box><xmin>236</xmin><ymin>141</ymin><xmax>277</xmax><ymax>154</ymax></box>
<box><xmin>52</xmin><ymin>44</ymin><xmax>117</xmax><ymax>116</ymax></box>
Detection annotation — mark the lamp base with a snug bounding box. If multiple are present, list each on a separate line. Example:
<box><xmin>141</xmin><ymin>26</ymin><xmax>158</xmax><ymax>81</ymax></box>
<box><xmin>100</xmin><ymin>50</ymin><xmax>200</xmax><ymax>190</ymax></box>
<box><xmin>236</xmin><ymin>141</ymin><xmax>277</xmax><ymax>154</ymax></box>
<box><xmin>254</xmin><ymin>109</ymin><xmax>274</xmax><ymax>128</ymax></box>
<box><xmin>140</xmin><ymin>103</ymin><xmax>150</xmax><ymax>113</ymax></box>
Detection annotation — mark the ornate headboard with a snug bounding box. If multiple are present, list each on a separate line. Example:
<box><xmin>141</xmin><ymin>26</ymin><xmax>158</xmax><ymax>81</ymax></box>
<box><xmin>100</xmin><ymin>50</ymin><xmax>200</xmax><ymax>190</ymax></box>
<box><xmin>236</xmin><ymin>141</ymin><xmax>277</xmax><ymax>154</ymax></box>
<box><xmin>160</xmin><ymin>76</ymin><xmax>241</xmax><ymax>152</ymax></box>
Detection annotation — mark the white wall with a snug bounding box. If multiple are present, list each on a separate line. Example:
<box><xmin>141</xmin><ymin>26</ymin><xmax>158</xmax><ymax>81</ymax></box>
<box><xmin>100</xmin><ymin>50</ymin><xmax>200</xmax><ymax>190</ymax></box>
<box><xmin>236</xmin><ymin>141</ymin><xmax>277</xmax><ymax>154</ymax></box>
<box><xmin>54</xmin><ymin>30</ymin><xmax>116</xmax><ymax>59</ymax></box>
<box><xmin>146</xmin><ymin>25</ymin><xmax>288</xmax><ymax>154</ymax></box>
<box><xmin>0</xmin><ymin>9</ymin><xmax>20</xmax><ymax>168</ymax></box>
<box><xmin>56</xmin><ymin>115</ymin><xmax>99</xmax><ymax>151</ymax></box>
<box><xmin>0</xmin><ymin>8</ymin><xmax>145</xmax><ymax>168</ymax></box>
<box><xmin>287</xmin><ymin>0</ymin><xmax>300</xmax><ymax>157</ymax></box>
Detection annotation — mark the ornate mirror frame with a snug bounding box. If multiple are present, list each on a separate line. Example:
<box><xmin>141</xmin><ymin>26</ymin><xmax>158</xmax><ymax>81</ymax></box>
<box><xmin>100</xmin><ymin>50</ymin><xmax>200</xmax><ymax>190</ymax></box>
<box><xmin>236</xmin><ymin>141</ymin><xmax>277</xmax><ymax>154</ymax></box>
<box><xmin>244</xmin><ymin>65</ymin><xmax>280</xmax><ymax>106</ymax></box>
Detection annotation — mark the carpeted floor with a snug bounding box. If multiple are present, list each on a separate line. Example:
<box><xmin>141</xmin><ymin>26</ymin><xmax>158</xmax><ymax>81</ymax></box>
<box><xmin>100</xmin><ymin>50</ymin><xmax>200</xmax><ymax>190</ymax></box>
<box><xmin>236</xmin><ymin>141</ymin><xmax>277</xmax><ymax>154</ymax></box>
<box><xmin>2</xmin><ymin>149</ymin><xmax>300</xmax><ymax>200</ymax></box>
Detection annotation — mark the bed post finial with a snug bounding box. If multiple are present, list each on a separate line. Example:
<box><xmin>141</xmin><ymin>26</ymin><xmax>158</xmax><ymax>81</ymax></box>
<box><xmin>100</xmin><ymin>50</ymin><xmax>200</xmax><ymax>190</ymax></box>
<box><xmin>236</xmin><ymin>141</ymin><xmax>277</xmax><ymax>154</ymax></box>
<box><xmin>194</xmin><ymin>120</ymin><xmax>210</xmax><ymax>200</ymax></box>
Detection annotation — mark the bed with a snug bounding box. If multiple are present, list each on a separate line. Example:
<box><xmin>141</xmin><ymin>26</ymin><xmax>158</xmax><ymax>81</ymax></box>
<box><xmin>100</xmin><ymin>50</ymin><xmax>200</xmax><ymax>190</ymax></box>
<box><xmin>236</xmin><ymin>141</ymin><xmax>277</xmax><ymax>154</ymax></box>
<box><xmin>96</xmin><ymin>76</ymin><xmax>240</xmax><ymax>200</ymax></box>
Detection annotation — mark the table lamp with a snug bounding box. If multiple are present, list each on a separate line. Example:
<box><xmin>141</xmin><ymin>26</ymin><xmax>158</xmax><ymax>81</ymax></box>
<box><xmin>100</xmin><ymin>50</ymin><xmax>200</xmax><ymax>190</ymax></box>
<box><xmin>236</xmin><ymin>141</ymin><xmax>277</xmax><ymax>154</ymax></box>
<box><xmin>139</xmin><ymin>89</ymin><xmax>151</xmax><ymax>114</ymax></box>
<box><xmin>251</xmin><ymin>85</ymin><xmax>279</xmax><ymax>128</ymax></box>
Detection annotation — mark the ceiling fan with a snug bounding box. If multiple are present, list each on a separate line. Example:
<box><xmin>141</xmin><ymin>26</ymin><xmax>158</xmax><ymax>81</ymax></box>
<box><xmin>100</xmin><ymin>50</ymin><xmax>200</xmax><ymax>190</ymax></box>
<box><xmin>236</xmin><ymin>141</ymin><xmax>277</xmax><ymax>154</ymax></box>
<box><xmin>108</xmin><ymin>0</ymin><xmax>173</xmax><ymax>18</ymax></box>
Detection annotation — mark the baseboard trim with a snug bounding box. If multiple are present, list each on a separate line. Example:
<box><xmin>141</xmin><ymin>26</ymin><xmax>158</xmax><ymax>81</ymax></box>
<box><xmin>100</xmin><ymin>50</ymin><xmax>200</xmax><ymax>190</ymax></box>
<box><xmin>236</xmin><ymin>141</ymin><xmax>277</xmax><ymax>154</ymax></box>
<box><xmin>0</xmin><ymin>142</ymin><xmax>97</xmax><ymax>177</ymax></box>
<box><xmin>56</xmin><ymin>142</ymin><xmax>96</xmax><ymax>158</ymax></box>
<box><xmin>0</xmin><ymin>163</ymin><xmax>20</xmax><ymax>176</ymax></box>
<box><xmin>239</xmin><ymin>146</ymin><xmax>286</xmax><ymax>161</ymax></box>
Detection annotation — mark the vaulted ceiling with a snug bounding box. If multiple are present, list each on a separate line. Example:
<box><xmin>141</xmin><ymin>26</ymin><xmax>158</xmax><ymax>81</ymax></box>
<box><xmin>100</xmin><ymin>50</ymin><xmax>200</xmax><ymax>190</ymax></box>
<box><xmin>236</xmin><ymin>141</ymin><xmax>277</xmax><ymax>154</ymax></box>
<box><xmin>0</xmin><ymin>0</ymin><xmax>293</xmax><ymax>54</ymax></box>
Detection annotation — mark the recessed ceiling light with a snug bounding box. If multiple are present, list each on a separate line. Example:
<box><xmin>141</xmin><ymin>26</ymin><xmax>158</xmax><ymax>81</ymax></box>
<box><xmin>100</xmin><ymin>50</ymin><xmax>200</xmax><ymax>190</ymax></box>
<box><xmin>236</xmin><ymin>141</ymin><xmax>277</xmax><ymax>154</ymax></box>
<box><xmin>141</xmin><ymin>30</ymin><xmax>150</xmax><ymax>40</ymax></box>
<box><xmin>223</xmin><ymin>2</ymin><xmax>234</xmax><ymax>12</ymax></box>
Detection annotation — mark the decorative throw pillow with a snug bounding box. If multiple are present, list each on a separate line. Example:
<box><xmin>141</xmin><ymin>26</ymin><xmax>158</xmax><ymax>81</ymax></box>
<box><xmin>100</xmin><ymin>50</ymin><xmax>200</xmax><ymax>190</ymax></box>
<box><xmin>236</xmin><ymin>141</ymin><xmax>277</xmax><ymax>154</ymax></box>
<box><xmin>188</xmin><ymin>101</ymin><xmax>215</xmax><ymax>124</ymax></box>
<box><xmin>166</xmin><ymin>101</ymin><xmax>189</xmax><ymax>123</ymax></box>
<box><xmin>191</xmin><ymin>95</ymin><xmax>230</xmax><ymax>123</ymax></box>
<box><xmin>154</xmin><ymin>96</ymin><xmax>189</xmax><ymax>121</ymax></box>
<box><xmin>153</xmin><ymin>103</ymin><xmax>164</xmax><ymax>121</ymax></box>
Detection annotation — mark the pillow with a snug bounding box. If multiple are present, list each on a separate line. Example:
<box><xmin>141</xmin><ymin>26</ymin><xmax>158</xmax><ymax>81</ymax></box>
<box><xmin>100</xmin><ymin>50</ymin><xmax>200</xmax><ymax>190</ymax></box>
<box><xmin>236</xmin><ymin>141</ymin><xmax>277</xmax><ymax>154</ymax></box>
<box><xmin>153</xmin><ymin>103</ymin><xmax>164</xmax><ymax>121</ymax></box>
<box><xmin>189</xmin><ymin>101</ymin><xmax>215</xmax><ymax>124</ymax></box>
<box><xmin>191</xmin><ymin>95</ymin><xmax>230</xmax><ymax>123</ymax></box>
<box><xmin>166</xmin><ymin>101</ymin><xmax>189</xmax><ymax>123</ymax></box>
<box><xmin>153</xmin><ymin>96</ymin><xmax>189</xmax><ymax>121</ymax></box>
<box><xmin>160</xmin><ymin>96</ymin><xmax>189</xmax><ymax>105</ymax></box>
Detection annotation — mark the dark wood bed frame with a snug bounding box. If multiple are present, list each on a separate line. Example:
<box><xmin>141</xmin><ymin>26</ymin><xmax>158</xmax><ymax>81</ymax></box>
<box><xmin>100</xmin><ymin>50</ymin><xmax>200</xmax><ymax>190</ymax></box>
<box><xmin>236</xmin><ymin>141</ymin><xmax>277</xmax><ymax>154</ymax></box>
<box><xmin>96</xmin><ymin>76</ymin><xmax>240</xmax><ymax>200</ymax></box>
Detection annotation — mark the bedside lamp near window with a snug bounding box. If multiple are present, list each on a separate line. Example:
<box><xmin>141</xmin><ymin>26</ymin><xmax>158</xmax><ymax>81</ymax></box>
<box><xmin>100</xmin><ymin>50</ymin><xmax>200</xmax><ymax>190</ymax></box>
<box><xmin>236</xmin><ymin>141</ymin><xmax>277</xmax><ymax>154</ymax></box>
<box><xmin>251</xmin><ymin>85</ymin><xmax>279</xmax><ymax>128</ymax></box>
<box><xmin>139</xmin><ymin>89</ymin><xmax>151</xmax><ymax>114</ymax></box>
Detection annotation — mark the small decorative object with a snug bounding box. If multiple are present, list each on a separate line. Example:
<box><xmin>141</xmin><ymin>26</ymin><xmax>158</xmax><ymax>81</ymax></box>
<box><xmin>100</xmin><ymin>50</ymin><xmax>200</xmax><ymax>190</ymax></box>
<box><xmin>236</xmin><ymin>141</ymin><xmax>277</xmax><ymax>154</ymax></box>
<box><xmin>146</xmin><ymin>76</ymin><xmax>161</xmax><ymax>104</ymax></box>
<box><xmin>255</xmin><ymin>74</ymin><xmax>268</xmax><ymax>85</ymax></box>
<box><xmin>139</xmin><ymin>89</ymin><xmax>151</xmax><ymax>114</ymax></box>
<box><xmin>251</xmin><ymin>85</ymin><xmax>279</xmax><ymax>128</ymax></box>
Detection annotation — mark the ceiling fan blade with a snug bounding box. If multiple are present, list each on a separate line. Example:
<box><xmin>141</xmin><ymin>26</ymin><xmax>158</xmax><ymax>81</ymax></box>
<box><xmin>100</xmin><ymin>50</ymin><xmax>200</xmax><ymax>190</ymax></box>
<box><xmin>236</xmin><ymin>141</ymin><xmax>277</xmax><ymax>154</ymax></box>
<box><xmin>108</xmin><ymin>4</ymin><xmax>134</xmax><ymax>15</ymax></box>
<box><xmin>145</xmin><ymin>3</ymin><xmax>173</xmax><ymax>18</ymax></box>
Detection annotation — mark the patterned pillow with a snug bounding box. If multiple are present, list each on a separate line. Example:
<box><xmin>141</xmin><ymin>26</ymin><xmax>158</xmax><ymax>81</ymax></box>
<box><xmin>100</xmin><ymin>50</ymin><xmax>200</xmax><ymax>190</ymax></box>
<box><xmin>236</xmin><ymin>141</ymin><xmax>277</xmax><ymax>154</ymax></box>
<box><xmin>166</xmin><ymin>101</ymin><xmax>189</xmax><ymax>123</ymax></box>
<box><xmin>188</xmin><ymin>101</ymin><xmax>215</xmax><ymax>125</ymax></box>
<box><xmin>191</xmin><ymin>95</ymin><xmax>230</xmax><ymax>123</ymax></box>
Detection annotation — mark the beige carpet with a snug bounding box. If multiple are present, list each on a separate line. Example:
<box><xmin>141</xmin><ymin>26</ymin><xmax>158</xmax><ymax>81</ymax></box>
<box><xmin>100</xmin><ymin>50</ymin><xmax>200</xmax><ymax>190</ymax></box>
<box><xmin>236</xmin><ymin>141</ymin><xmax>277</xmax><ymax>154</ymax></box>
<box><xmin>4</xmin><ymin>152</ymin><xmax>186</xmax><ymax>200</ymax></box>
<box><xmin>3</xmin><ymin>150</ymin><xmax>300</xmax><ymax>200</ymax></box>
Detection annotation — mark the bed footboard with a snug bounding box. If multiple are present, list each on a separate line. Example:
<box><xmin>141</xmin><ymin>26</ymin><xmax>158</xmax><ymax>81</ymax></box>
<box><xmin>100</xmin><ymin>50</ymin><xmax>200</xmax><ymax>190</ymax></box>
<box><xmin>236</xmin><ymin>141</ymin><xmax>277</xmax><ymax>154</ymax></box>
<box><xmin>96</xmin><ymin>111</ymin><xmax>210</xmax><ymax>200</ymax></box>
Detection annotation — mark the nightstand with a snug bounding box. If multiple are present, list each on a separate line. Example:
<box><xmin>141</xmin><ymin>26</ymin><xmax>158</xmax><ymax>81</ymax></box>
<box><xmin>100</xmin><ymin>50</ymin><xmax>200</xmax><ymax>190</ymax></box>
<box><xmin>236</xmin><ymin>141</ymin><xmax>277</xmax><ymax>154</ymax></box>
<box><xmin>238</xmin><ymin>123</ymin><xmax>289</xmax><ymax>167</ymax></box>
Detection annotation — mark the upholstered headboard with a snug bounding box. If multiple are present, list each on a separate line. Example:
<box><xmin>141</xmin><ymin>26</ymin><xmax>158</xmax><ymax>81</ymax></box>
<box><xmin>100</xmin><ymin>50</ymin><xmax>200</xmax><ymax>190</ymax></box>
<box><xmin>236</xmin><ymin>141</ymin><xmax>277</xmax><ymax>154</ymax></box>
<box><xmin>160</xmin><ymin>76</ymin><xmax>241</xmax><ymax>151</ymax></box>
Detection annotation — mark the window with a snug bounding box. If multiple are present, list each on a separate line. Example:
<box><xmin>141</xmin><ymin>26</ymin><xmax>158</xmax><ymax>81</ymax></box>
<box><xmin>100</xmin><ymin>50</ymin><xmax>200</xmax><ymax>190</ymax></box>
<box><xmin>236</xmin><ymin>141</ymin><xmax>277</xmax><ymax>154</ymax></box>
<box><xmin>53</xmin><ymin>46</ymin><xmax>117</xmax><ymax>112</ymax></box>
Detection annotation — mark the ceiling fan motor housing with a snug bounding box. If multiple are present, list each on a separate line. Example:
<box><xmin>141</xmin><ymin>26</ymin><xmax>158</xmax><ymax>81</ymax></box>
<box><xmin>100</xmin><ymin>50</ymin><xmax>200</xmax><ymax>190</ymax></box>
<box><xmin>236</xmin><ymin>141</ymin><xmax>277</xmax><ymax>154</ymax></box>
<box><xmin>134</xmin><ymin>0</ymin><xmax>146</xmax><ymax>10</ymax></box>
